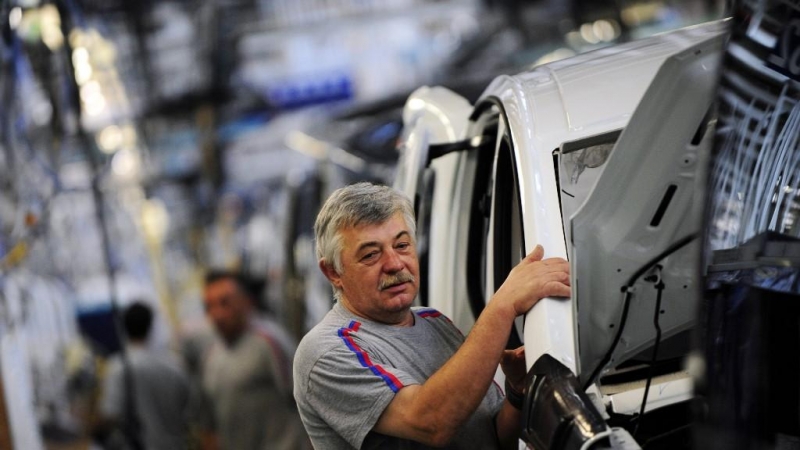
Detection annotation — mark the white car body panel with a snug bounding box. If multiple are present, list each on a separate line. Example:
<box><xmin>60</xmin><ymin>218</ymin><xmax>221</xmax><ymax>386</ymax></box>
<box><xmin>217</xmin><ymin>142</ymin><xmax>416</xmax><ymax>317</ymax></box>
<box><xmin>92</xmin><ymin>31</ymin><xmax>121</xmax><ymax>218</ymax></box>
<box><xmin>393</xmin><ymin>87</ymin><xmax>476</xmax><ymax>331</ymax></box>
<box><xmin>603</xmin><ymin>373</ymin><xmax>694</xmax><ymax>415</ymax></box>
<box><xmin>479</xmin><ymin>21</ymin><xmax>729</xmax><ymax>372</ymax></box>
<box><xmin>571</xmin><ymin>30</ymin><xmax>726</xmax><ymax>383</ymax></box>
<box><xmin>395</xmin><ymin>21</ymin><xmax>728</xmax><ymax>422</ymax></box>
<box><xmin>394</xmin><ymin>86</ymin><xmax>472</xmax><ymax>203</ymax></box>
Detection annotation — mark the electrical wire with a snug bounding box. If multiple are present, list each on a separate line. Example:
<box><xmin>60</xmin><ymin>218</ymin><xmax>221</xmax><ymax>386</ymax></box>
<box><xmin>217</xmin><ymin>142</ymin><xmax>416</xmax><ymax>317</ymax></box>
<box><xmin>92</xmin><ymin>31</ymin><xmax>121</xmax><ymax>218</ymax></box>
<box><xmin>582</xmin><ymin>233</ymin><xmax>699</xmax><ymax>391</ymax></box>
<box><xmin>633</xmin><ymin>274</ymin><xmax>665</xmax><ymax>438</ymax></box>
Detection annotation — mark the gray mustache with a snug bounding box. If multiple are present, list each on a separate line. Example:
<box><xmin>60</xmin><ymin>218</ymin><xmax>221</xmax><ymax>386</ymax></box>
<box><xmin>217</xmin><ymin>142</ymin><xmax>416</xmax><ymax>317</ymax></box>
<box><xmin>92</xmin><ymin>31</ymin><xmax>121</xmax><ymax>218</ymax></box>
<box><xmin>379</xmin><ymin>272</ymin><xmax>416</xmax><ymax>291</ymax></box>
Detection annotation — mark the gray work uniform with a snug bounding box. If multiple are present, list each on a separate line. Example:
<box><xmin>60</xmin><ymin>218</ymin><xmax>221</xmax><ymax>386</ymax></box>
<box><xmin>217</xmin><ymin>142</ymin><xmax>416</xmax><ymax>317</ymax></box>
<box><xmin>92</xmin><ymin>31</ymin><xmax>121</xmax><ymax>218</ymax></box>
<box><xmin>293</xmin><ymin>303</ymin><xmax>505</xmax><ymax>449</ymax></box>
<box><xmin>101</xmin><ymin>346</ymin><xmax>190</xmax><ymax>450</ymax></box>
<box><xmin>202</xmin><ymin>321</ymin><xmax>308</xmax><ymax>450</ymax></box>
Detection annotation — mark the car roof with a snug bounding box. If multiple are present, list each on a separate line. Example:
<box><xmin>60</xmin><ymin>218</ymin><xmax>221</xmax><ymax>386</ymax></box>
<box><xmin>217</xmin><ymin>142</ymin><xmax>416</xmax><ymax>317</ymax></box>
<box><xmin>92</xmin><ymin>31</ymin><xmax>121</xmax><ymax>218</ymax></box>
<box><xmin>478</xmin><ymin>21</ymin><xmax>728</xmax><ymax>158</ymax></box>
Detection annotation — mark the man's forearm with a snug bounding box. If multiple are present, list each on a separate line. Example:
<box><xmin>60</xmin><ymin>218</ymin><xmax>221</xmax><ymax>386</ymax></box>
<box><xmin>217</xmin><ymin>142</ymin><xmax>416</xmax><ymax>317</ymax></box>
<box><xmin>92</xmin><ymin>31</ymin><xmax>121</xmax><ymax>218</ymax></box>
<box><xmin>397</xmin><ymin>299</ymin><xmax>518</xmax><ymax>441</ymax></box>
<box><xmin>374</xmin><ymin>247</ymin><xmax>569</xmax><ymax>445</ymax></box>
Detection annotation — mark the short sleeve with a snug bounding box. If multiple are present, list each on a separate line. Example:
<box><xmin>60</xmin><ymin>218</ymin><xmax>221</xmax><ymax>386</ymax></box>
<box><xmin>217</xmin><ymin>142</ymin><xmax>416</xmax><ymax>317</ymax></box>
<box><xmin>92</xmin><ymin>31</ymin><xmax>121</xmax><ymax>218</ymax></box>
<box><xmin>304</xmin><ymin>344</ymin><xmax>419</xmax><ymax>448</ymax></box>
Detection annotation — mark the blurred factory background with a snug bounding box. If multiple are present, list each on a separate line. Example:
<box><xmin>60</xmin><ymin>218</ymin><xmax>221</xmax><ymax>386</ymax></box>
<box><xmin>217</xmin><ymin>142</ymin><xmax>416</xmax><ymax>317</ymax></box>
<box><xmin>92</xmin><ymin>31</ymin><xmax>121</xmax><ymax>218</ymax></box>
<box><xmin>0</xmin><ymin>0</ymin><xmax>726</xmax><ymax>448</ymax></box>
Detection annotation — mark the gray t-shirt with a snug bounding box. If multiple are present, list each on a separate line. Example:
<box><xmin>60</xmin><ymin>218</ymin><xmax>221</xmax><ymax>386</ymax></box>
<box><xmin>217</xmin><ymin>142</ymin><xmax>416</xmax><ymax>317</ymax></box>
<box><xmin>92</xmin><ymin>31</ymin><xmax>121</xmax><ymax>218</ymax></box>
<box><xmin>294</xmin><ymin>303</ymin><xmax>504</xmax><ymax>449</ymax></box>
<box><xmin>101</xmin><ymin>346</ymin><xmax>190</xmax><ymax>450</ymax></box>
<box><xmin>203</xmin><ymin>321</ymin><xmax>309</xmax><ymax>450</ymax></box>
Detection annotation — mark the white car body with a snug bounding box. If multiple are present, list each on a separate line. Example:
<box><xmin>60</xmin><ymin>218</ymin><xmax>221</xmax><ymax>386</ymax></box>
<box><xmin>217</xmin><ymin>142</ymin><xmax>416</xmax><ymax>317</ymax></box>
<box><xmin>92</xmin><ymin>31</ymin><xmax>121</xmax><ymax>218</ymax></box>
<box><xmin>394</xmin><ymin>20</ymin><xmax>729</xmax><ymax>440</ymax></box>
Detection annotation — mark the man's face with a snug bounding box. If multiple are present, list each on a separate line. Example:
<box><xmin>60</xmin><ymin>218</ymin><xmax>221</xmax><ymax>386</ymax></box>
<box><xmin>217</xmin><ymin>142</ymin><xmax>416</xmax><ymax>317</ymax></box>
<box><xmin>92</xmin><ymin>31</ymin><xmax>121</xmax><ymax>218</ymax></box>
<box><xmin>203</xmin><ymin>278</ymin><xmax>251</xmax><ymax>343</ymax></box>
<box><xmin>325</xmin><ymin>212</ymin><xmax>420</xmax><ymax>325</ymax></box>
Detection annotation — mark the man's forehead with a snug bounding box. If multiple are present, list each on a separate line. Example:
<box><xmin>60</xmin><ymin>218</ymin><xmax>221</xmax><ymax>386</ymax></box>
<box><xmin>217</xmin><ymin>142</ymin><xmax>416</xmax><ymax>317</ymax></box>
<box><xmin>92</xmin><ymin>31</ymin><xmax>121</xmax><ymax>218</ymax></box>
<box><xmin>342</xmin><ymin>215</ymin><xmax>409</xmax><ymax>242</ymax></box>
<box><xmin>205</xmin><ymin>278</ymin><xmax>243</xmax><ymax>297</ymax></box>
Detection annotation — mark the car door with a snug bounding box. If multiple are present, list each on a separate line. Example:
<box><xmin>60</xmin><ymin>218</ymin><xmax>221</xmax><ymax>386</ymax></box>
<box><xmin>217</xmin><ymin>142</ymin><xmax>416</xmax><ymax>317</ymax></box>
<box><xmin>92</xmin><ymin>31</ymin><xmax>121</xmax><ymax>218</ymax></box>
<box><xmin>570</xmin><ymin>30</ymin><xmax>725</xmax><ymax>397</ymax></box>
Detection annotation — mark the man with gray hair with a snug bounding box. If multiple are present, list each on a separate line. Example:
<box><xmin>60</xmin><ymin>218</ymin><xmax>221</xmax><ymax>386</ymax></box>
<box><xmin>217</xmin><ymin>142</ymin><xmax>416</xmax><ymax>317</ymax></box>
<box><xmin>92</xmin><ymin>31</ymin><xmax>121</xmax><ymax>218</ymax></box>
<box><xmin>293</xmin><ymin>182</ymin><xmax>571</xmax><ymax>449</ymax></box>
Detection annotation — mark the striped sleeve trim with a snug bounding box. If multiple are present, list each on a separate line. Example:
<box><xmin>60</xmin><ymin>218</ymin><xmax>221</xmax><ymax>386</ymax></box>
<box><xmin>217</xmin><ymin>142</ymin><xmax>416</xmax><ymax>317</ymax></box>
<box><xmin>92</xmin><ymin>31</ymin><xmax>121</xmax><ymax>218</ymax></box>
<box><xmin>416</xmin><ymin>308</ymin><xmax>452</xmax><ymax>323</ymax></box>
<box><xmin>416</xmin><ymin>308</ymin><xmax>462</xmax><ymax>338</ymax></box>
<box><xmin>337</xmin><ymin>320</ymin><xmax>404</xmax><ymax>393</ymax></box>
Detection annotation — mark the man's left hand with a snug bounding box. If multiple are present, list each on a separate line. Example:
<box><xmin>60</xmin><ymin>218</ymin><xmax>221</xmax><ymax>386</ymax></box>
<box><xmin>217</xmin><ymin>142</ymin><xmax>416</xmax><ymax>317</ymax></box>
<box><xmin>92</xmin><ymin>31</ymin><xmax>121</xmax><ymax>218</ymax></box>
<box><xmin>501</xmin><ymin>346</ymin><xmax>526</xmax><ymax>394</ymax></box>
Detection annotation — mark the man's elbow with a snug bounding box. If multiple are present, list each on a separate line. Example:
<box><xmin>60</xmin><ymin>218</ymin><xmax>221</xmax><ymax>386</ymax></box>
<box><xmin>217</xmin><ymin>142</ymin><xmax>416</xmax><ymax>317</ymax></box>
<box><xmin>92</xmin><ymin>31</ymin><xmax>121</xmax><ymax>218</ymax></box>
<box><xmin>398</xmin><ymin>413</ymin><xmax>457</xmax><ymax>448</ymax></box>
<box><xmin>418</xmin><ymin>428</ymin><xmax>455</xmax><ymax>448</ymax></box>
<box><xmin>412</xmin><ymin>417</ymin><xmax>459</xmax><ymax>448</ymax></box>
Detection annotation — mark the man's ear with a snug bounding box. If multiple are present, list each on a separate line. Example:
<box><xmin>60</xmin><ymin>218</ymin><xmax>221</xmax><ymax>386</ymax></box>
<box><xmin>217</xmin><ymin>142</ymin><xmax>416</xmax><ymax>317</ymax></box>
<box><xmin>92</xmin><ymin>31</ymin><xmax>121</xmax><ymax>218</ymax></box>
<box><xmin>319</xmin><ymin>259</ymin><xmax>343</xmax><ymax>290</ymax></box>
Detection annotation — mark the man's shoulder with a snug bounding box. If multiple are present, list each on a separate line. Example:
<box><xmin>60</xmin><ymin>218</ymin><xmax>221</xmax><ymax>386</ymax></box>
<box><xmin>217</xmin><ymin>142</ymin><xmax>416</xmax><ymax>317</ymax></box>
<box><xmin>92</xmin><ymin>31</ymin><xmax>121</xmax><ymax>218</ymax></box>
<box><xmin>294</xmin><ymin>310</ymin><xmax>358</xmax><ymax>373</ymax></box>
<box><xmin>411</xmin><ymin>306</ymin><xmax>454</xmax><ymax>320</ymax></box>
<box><xmin>251</xmin><ymin>316</ymin><xmax>296</xmax><ymax>344</ymax></box>
<box><xmin>297</xmin><ymin>314</ymin><xmax>350</xmax><ymax>356</ymax></box>
<box><xmin>412</xmin><ymin>307</ymin><xmax>459</xmax><ymax>329</ymax></box>
<box><xmin>249</xmin><ymin>319</ymin><xmax>296</xmax><ymax>358</ymax></box>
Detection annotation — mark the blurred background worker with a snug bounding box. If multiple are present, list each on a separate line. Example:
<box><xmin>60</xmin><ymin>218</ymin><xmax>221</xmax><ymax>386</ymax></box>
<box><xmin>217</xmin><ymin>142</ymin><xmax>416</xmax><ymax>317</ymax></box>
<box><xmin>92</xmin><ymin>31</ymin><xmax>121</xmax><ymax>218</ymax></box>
<box><xmin>201</xmin><ymin>271</ymin><xmax>309</xmax><ymax>450</ymax></box>
<box><xmin>97</xmin><ymin>301</ymin><xmax>191</xmax><ymax>450</ymax></box>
